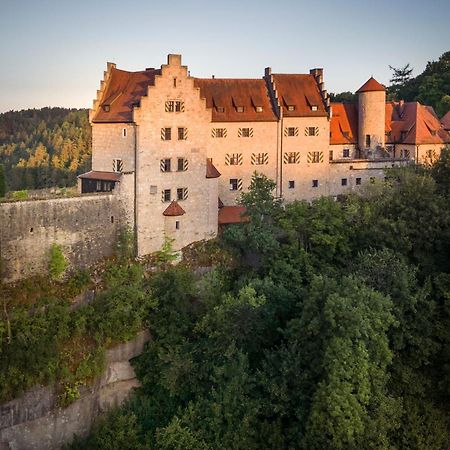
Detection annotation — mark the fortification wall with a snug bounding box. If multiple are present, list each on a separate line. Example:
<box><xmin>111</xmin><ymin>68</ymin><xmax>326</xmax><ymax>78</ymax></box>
<box><xmin>0</xmin><ymin>194</ymin><xmax>123</xmax><ymax>283</ymax></box>
<box><xmin>0</xmin><ymin>331</ymin><xmax>150</xmax><ymax>450</ymax></box>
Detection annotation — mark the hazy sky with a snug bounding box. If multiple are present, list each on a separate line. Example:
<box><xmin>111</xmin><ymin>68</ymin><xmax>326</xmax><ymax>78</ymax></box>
<box><xmin>1</xmin><ymin>0</ymin><xmax>449</xmax><ymax>112</ymax></box>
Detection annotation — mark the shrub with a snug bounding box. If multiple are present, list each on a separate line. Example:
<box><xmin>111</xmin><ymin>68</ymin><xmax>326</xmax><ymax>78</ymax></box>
<box><xmin>48</xmin><ymin>243</ymin><xmax>68</xmax><ymax>280</ymax></box>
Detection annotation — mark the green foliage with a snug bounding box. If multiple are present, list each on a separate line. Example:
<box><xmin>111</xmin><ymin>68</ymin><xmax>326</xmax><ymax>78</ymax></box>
<box><xmin>329</xmin><ymin>91</ymin><xmax>357</xmax><ymax>102</ymax></box>
<box><xmin>0</xmin><ymin>163</ymin><xmax>6</xmax><ymax>197</ymax></box>
<box><xmin>116</xmin><ymin>226</ymin><xmax>135</xmax><ymax>261</ymax></box>
<box><xmin>11</xmin><ymin>189</ymin><xmax>28</xmax><ymax>200</ymax></box>
<box><xmin>388</xmin><ymin>51</ymin><xmax>450</xmax><ymax>116</ymax></box>
<box><xmin>155</xmin><ymin>235</ymin><xmax>178</xmax><ymax>267</ymax></box>
<box><xmin>48</xmin><ymin>243</ymin><xmax>68</xmax><ymax>280</ymax></box>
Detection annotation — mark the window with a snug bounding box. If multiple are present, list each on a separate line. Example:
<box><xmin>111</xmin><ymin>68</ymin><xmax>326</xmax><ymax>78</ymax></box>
<box><xmin>329</xmin><ymin>150</ymin><xmax>333</xmax><ymax>161</ymax></box>
<box><xmin>150</xmin><ymin>185</ymin><xmax>157</xmax><ymax>194</ymax></box>
<box><xmin>165</xmin><ymin>100</ymin><xmax>184</xmax><ymax>112</ymax></box>
<box><xmin>311</xmin><ymin>105</ymin><xmax>318</xmax><ymax>111</ymax></box>
<box><xmin>370</xmin><ymin>177</ymin><xmax>375</xmax><ymax>184</ymax></box>
<box><xmin>308</xmin><ymin>151</ymin><xmax>323</xmax><ymax>163</ymax></box>
<box><xmin>356</xmin><ymin>177</ymin><xmax>362</xmax><ymax>185</ymax></box>
<box><xmin>255</xmin><ymin>106</ymin><xmax>263</xmax><ymax>113</ymax></box>
<box><xmin>217</xmin><ymin>106</ymin><xmax>225</xmax><ymax>113</ymax></box>
<box><xmin>226</xmin><ymin>153</ymin><xmax>242</xmax><ymax>166</ymax></box>
<box><xmin>285</xmin><ymin>127</ymin><xmax>298</xmax><ymax>137</ymax></box>
<box><xmin>173</xmin><ymin>77</ymin><xmax>177</xmax><ymax>88</ymax></box>
<box><xmin>177</xmin><ymin>157</ymin><xmax>188</xmax><ymax>171</ymax></box>
<box><xmin>161</xmin><ymin>127</ymin><xmax>172</xmax><ymax>140</ymax></box>
<box><xmin>102</xmin><ymin>104</ymin><xmax>110</xmax><ymax>112</ymax></box>
<box><xmin>177</xmin><ymin>187</ymin><xmax>188</xmax><ymax>200</ymax></box>
<box><xmin>284</xmin><ymin>152</ymin><xmax>300</xmax><ymax>164</ymax></box>
<box><xmin>312</xmin><ymin>179</ymin><xmax>319</xmax><ymax>188</ymax></box>
<box><xmin>178</xmin><ymin>127</ymin><xmax>187</xmax><ymax>140</ymax></box>
<box><xmin>236</xmin><ymin>106</ymin><xmax>244</xmax><ymax>113</ymax></box>
<box><xmin>287</xmin><ymin>105</ymin><xmax>295</xmax><ymax>111</ymax></box>
<box><xmin>175</xmin><ymin>101</ymin><xmax>184</xmax><ymax>112</ymax></box>
<box><xmin>212</xmin><ymin>128</ymin><xmax>227</xmax><ymax>138</ymax></box>
<box><xmin>343</xmin><ymin>148</ymin><xmax>350</xmax><ymax>158</ymax></box>
<box><xmin>400</xmin><ymin>149</ymin><xmax>410</xmax><ymax>158</ymax></box>
<box><xmin>365</xmin><ymin>134</ymin><xmax>371</xmax><ymax>147</ymax></box>
<box><xmin>175</xmin><ymin>220</ymin><xmax>180</xmax><ymax>229</ymax></box>
<box><xmin>251</xmin><ymin>153</ymin><xmax>268</xmax><ymax>165</ymax></box>
<box><xmin>341</xmin><ymin>178</ymin><xmax>348</xmax><ymax>186</ymax></box>
<box><xmin>239</xmin><ymin>127</ymin><xmax>253</xmax><ymax>138</ymax></box>
<box><xmin>163</xmin><ymin>189</ymin><xmax>171</xmax><ymax>202</ymax></box>
<box><xmin>122</xmin><ymin>128</ymin><xmax>127</xmax><ymax>138</ymax></box>
<box><xmin>160</xmin><ymin>158</ymin><xmax>171</xmax><ymax>172</ymax></box>
<box><xmin>110</xmin><ymin>216</ymin><xmax>114</xmax><ymax>224</ymax></box>
<box><xmin>307</xmin><ymin>127</ymin><xmax>318</xmax><ymax>136</ymax></box>
<box><xmin>229</xmin><ymin>178</ymin><xmax>242</xmax><ymax>191</ymax></box>
<box><xmin>400</xmin><ymin>131</ymin><xmax>407</xmax><ymax>141</ymax></box>
<box><xmin>288</xmin><ymin>180</ymin><xmax>295</xmax><ymax>189</ymax></box>
<box><xmin>113</xmin><ymin>159</ymin><xmax>123</xmax><ymax>172</ymax></box>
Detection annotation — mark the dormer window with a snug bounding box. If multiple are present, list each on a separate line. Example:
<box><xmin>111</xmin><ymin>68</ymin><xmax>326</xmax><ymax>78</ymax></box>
<box><xmin>311</xmin><ymin>105</ymin><xmax>318</xmax><ymax>111</ymax></box>
<box><xmin>287</xmin><ymin>105</ymin><xmax>295</xmax><ymax>111</ymax></box>
<box><xmin>400</xmin><ymin>131</ymin><xmax>407</xmax><ymax>141</ymax></box>
<box><xmin>236</xmin><ymin>106</ymin><xmax>244</xmax><ymax>113</ymax></box>
<box><xmin>255</xmin><ymin>106</ymin><xmax>263</xmax><ymax>113</ymax></box>
<box><xmin>430</xmin><ymin>130</ymin><xmax>437</xmax><ymax>136</ymax></box>
<box><xmin>102</xmin><ymin>104</ymin><xmax>110</xmax><ymax>112</ymax></box>
<box><xmin>217</xmin><ymin>106</ymin><xmax>225</xmax><ymax>113</ymax></box>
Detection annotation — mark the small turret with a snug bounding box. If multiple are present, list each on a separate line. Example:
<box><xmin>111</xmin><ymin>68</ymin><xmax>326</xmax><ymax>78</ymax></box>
<box><xmin>357</xmin><ymin>77</ymin><xmax>386</xmax><ymax>153</ymax></box>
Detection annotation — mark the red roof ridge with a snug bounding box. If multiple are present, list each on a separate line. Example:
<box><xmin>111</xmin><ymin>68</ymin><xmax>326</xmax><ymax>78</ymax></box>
<box><xmin>163</xmin><ymin>201</ymin><xmax>186</xmax><ymax>217</ymax></box>
<box><xmin>356</xmin><ymin>77</ymin><xmax>386</xmax><ymax>93</ymax></box>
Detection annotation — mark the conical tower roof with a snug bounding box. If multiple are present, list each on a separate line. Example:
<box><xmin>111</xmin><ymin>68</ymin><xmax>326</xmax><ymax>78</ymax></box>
<box><xmin>356</xmin><ymin>77</ymin><xmax>386</xmax><ymax>93</ymax></box>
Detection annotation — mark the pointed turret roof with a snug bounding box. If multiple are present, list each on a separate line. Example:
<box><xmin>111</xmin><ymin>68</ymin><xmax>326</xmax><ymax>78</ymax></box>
<box><xmin>163</xmin><ymin>201</ymin><xmax>186</xmax><ymax>216</ymax></box>
<box><xmin>356</xmin><ymin>77</ymin><xmax>386</xmax><ymax>93</ymax></box>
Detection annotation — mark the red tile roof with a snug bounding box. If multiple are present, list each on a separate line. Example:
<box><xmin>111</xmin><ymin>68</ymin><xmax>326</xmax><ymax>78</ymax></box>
<box><xmin>356</xmin><ymin>77</ymin><xmax>386</xmax><ymax>93</ymax></box>
<box><xmin>272</xmin><ymin>74</ymin><xmax>327</xmax><ymax>117</ymax></box>
<box><xmin>78</xmin><ymin>171</ymin><xmax>122</xmax><ymax>182</ymax></box>
<box><xmin>92</xmin><ymin>67</ymin><xmax>160</xmax><ymax>123</ymax></box>
<box><xmin>218</xmin><ymin>206</ymin><xmax>249</xmax><ymax>225</ymax></box>
<box><xmin>330</xmin><ymin>100</ymin><xmax>449</xmax><ymax>146</ymax></box>
<box><xmin>163</xmin><ymin>201</ymin><xmax>185</xmax><ymax>216</ymax></box>
<box><xmin>194</xmin><ymin>78</ymin><xmax>277</xmax><ymax>122</ymax></box>
<box><xmin>330</xmin><ymin>103</ymin><xmax>358</xmax><ymax>144</ymax></box>
<box><xmin>441</xmin><ymin>111</ymin><xmax>450</xmax><ymax>130</ymax></box>
<box><xmin>206</xmin><ymin>159</ymin><xmax>221</xmax><ymax>178</ymax></box>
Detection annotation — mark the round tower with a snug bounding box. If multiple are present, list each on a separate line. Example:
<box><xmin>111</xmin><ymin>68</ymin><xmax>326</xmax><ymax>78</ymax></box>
<box><xmin>357</xmin><ymin>77</ymin><xmax>386</xmax><ymax>152</ymax></box>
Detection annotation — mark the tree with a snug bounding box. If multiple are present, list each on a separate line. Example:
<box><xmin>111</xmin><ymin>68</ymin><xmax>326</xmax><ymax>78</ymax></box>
<box><xmin>388</xmin><ymin>64</ymin><xmax>413</xmax><ymax>99</ymax></box>
<box><xmin>329</xmin><ymin>91</ymin><xmax>357</xmax><ymax>103</ymax></box>
<box><xmin>0</xmin><ymin>163</ymin><xmax>6</xmax><ymax>197</ymax></box>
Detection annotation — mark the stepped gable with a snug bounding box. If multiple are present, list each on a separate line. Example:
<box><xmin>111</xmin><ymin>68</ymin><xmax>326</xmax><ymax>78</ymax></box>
<box><xmin>194</xmin><ymin>78</ymin><xmax>277</xmax><ymax>122</ymax></box>
<box><xmin>163</xmin><ymin>201</ymin><xmax>185</xmax><ymax>217</ymax></box>
<box><xmin>206</xmin><ymin>159</ymin><xmax>221</xmax><ymax>178</ymax></box>
<box><xmin>356</xmin><ymin>77</ymin><xmax>386</xmax><ymax>93</ymax></box>
<box><xmin>92</xmin><ymin>67</ymin><xmax>160</xmax><ymax>123</ymax></box>
<box><xmin>330</xmin><ymin>103</ymin><xmax>358</xmax><ymax>144</ymax></box>
<box><xmin>271</xmin><ymin>74</ymin><xmax>327</xmax><ymax>117</ymax></box>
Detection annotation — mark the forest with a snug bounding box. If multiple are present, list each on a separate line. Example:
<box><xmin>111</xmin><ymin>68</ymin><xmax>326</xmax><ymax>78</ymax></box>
<box><xmin>49</xmin><ymin>156</ymin><xmax>450</xmax><ymax>449</ymax></box>
<box><xmin>0</xmin><ymin>107</ymin><xmax>91</xmax><ymax>191</ymax></box>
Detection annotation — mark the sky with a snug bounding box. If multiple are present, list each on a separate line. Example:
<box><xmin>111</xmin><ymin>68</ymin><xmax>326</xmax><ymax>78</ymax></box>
<box><xmin>0</xmin><ymin>0</ymin><xmax>449</xmax><ymax>112</ymax></box>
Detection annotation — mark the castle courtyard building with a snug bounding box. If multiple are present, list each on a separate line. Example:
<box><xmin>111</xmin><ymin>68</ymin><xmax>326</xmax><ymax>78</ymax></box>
<box><xmin>81</xmin><ymin>54</ymin><xmax>450</xmax><ymax>256</ymax></box>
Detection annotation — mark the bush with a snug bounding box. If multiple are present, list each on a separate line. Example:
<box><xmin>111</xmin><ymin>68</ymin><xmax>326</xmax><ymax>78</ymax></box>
<box><xmin>48</xmin><ymin>243</ymin><xmax>68</xmax><ymax>280</ymax></box>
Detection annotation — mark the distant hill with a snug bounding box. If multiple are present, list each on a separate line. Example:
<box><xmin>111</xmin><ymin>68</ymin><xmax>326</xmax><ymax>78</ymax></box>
<box><xmin>0</xmin><ymin>108</ymin><xmax>91</xmax><ymax>191</ymax></box>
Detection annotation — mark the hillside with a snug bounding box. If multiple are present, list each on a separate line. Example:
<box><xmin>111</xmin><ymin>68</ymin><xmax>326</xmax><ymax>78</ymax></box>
<box><xmin>0</xmin><ymin>107</ymin><xmax>91</xmax><ymax>191</ymax></box>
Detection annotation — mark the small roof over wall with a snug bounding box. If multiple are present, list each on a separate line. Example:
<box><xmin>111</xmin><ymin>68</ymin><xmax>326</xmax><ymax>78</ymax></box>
<box><xmin>78</xmin><ymin>171</ymin><xmax>122</xmax><ymax>182</ymax></box>
<box><xmin>163</xmin><ymin>201</ymin><xmax>186</xmax><ymax>216</ymax></box>
<box><xmin>206</xmin><ymin>159</ymin><xmax>221</xmax><ymax>178</ymax></box>
<box><xmin>218</xmin><ymin>206</ymin><xmax>249</xmax><ymax>225</ymax></box>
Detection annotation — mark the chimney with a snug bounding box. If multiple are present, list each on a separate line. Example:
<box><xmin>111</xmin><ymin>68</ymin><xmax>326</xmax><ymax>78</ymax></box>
<box><xmin>167</xmin><ymin>54</ymin><xmax>182</xmax><ymax>66</ymax></box>
<box><xmin>145</xmin><ymin>67</ymin><xmax>154</xmax><ymax>71</ymax></box>
<box><xmin>265</xmin><ymin>67</ymin><xmax>272</xmax><ymax>77</ymax></box>
<box><xmin>212</xmin><ymin>75</ymin><xmax>215</xmax><ymax>79</ymax></box>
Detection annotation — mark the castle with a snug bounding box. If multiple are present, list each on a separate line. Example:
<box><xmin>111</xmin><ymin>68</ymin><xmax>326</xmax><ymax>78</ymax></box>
<box><xmin>81</xmin><ymin>54</ymin><xmax>449</xmax><ymax>256</ymax></box>
<box><xmin>1</xmin><ymin>54</ymin><xmax>448</xmax><ymax>282</ymax></box>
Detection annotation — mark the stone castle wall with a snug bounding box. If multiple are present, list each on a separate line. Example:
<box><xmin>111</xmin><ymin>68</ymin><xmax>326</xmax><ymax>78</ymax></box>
<box><xmin>0</xmin><ymin>194</ymin><xmax>124</xmax><ymax>283</ymax></box>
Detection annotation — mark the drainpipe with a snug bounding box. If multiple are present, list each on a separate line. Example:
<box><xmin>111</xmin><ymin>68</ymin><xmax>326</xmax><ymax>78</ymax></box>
<box><xmin>279</xmin><ymin>109</ymin><xmax>284</xmax><ymax>199</ymax></box>
<box><xmin>134</xmin><ymin>124</ymin><xmax>138</xmax><ymax>257</ymax></box>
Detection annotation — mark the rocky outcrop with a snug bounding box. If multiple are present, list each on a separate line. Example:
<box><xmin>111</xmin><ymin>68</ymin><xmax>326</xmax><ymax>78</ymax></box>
<box><xmin>0</xmin><ymin>331</ymin><xmax>150</xmax><ymax>450</ymax></box>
